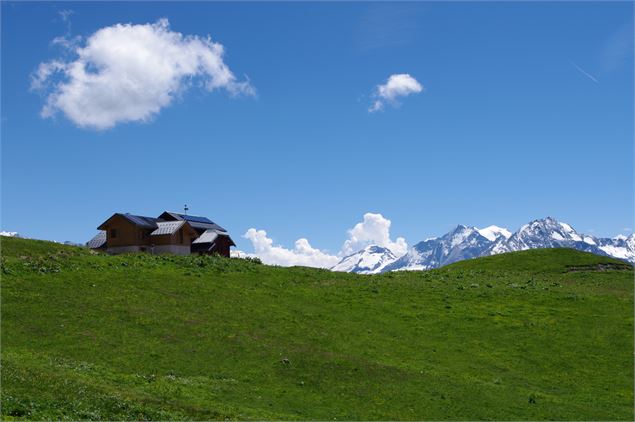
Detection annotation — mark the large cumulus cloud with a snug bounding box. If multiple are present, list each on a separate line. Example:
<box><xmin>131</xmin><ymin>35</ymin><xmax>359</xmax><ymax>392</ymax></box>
<box><xmin>31</xmin><ymin>19</ymin><xmax>254</xmax><ymax>130</ymax></box>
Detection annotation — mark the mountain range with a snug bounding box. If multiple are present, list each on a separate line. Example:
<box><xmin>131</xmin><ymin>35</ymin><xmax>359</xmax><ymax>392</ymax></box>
<box><xmin>332</xmin><ymin>217</ymin><xmax>635</xmax><ymax>274</ymax></box>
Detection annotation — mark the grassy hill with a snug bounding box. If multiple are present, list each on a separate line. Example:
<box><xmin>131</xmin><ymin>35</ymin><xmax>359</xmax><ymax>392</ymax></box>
<box><xmin>1</xmin><ymin>236</ymin><xmax>633</xmax><ymax>420</ymax></box>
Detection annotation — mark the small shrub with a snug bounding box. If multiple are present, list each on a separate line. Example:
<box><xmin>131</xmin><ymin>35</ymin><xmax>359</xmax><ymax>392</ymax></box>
<box><xmin>245</xmin><ymin>256</ymin><xmax>262</xmax><ymax>265</ymax></box>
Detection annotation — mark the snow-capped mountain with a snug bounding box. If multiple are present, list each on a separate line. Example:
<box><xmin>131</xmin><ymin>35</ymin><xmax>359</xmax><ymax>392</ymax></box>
<box><xmin>331</xmin><ymin>245</ymin><xmax>399</xmax><ymax>274</ymax></box>
<box><xmin>382</xmin><ymin>225</ymin><xmax>496</xmax><ymax>272</ymax></box>
<box><xmin>333</xmin><ymin>218</ymin><xmax>634</xmax><ymax>274</ymax></box>
<box><xmin>486</xmin><ymin>218</ymin><xmax>635</xmax><ymax>264</ymax></box>
<box><xmin>488</xmin><ymin>217</ymin><xmax>596</xmax><ymax>255</ymax></box>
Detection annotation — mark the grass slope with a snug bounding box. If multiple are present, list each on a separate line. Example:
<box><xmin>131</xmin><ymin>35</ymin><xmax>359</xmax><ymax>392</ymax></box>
<box><xmin>1</xmin><ymin>237</ymin><xmax>633</xmax><ymax>420</ymax></box>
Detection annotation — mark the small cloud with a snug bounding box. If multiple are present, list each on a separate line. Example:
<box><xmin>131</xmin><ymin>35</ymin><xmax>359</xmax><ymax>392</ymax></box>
<box><xmin>230</xmin><ymin>249</ymin><xmax>250</xmax><ymax>259</ymax></box>
<box><xmin>31</xmin><ymin>18</ymin><xmax>255</xmax><ymax>130</ymax></box>
<box><xmin>369</xmin><ymin>73</ymin><xmax>423</xmax><ymax>112</ymax></box>
<box><xmin>570</xmin><ymin>61</ymin><xmax>598</xmax><ymax>83</ymax></box>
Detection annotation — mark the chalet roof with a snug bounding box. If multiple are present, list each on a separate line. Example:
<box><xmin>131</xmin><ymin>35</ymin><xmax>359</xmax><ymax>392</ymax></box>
<box><xmin>122</xmin><ymin>214</ymin><xmax>160</xmax><ymax>228</ymax></box>
<box><xmin>150</xmin><ymin>221</ymin><xmax>185</xmax><ymax>236</ymax></box>
<box><xmin>97</xmin><ymin>213</ymin><xmax>159</xmax><ymax>230</ymax></box>
<box><xmin>86</xmin><ymin>231</ymin><xmax>106</xmax><ymax>249</ymax></box>
<box><xmin>192</xmin><ymin>229</ymin><xmax>236</xmax><ymax>247</ymax></box>
<box><xmin>159</xmin><ymin>211</ymin><xmax>227</xmax><ymax>232</ymax></box>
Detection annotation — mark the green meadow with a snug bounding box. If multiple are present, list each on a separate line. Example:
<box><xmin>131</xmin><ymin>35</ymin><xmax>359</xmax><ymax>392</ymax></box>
<box><xmin>1</xmin><ymin>236</ymin><xmax>633</xmax><ymax>420</ymax></box>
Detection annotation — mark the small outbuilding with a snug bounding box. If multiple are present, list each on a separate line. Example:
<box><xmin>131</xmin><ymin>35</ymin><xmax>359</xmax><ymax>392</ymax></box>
<box><xmin>86</xmin><ymin>231</ymin><xmax>107</xmax><ymax>251</ymax></box>
<box><xmin>191</xmin><ymin>229</ymin><xmax>236</xmax><ymax>257</ymax></box>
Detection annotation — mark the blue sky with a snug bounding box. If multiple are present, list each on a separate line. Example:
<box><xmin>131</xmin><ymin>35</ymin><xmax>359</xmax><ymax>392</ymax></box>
<box><xmin>1</xmin><ymin>2</ymin><xmax>633</xmax><ymax>262</ymax></box>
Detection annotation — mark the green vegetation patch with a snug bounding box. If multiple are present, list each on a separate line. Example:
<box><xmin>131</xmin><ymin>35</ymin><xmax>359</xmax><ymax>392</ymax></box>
<box><xmin>1</xmin><ymin>237</ymin><xmax>633</xmax><ymax>420</ymax></box>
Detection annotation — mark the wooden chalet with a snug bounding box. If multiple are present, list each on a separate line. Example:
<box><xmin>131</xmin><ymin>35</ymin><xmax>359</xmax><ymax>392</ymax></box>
<box><xmin>86</xmin><ymin>211</ymin><xmax>235</xmax><ymax>257</ymax></box>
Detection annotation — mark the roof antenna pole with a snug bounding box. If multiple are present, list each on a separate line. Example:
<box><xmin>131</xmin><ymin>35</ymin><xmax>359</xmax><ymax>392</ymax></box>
<box><xmin>184</xmin><ymin>204</ymin><xmax>189</xmax><ymax>216</ymax></box>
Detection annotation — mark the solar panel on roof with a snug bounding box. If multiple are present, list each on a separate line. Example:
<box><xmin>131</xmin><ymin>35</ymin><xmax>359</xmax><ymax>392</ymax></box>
<box><xmin>182</xmin><ymin>215</ymin><xmax>214</xmax><ymax>224</ymax></box>
<box><xmin>122</xmin><ymin>214</ymin><xmax>159</xmax><ymax>228</ymax></box>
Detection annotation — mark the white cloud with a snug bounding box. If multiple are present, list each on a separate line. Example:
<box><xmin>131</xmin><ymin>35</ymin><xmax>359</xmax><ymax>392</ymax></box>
<box><xmin>243</xmin><ymin>212</ymin><xmax>408</xmax><ymax>268</ymax></box>
<box><xmin>243</xmin><ymin>229</ymin><xmax>340</xmax><ymax>268</ymax></box>
<box><xmin>31</xmin><ymin>18</ymin><xmax>254</xmax><ymax>130</ymax></box>
<box><xmin>341</xmin><ymin>212</ymin><xmax>408</xmax><ymax>256</ymax></box>
<box><xmin>230</xmin><ymin>249</ymin><xmax>250</xmax><ymax>258</ymax></box>
<box><xmin>369</xmin><ymin>73</ymin><xmax>423</xmax><ymax>112</ymax></box>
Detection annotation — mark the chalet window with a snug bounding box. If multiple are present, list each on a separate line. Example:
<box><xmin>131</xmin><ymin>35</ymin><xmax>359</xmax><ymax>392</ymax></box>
<box><xmin>179</xmin><ymin>229</ymin><xmax>184</xmax><ymax>244</ymax></box>
<box><xmin>110</xmin><ymin>228</ymin><xmax>117</xmax><ymax>239</ymax></box>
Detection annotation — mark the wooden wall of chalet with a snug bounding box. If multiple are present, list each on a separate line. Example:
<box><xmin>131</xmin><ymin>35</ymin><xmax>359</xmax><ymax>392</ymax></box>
<box><xmin>101</xmin><ymin>215</ymin><xmax>152</xmax><ymax>248</ymax></box>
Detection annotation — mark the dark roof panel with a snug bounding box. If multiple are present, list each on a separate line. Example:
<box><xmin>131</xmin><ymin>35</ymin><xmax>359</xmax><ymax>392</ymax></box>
<box><xmin>189</xmin><ymin>221</ymin><xmax>227</xmax><ymax>232</ymax></box>
<box><xmin>122</xmin><ymin>214</ymin><xmax>159</xmax><ymax>229</ymax></box>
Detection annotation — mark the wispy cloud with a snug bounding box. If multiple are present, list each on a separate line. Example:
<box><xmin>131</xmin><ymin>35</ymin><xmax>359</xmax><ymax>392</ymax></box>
<box><xmin>570</xmin><ymin>61</ymin><xmax>598</xmax><ymax>83</ymax></box>
<box><xmin>50</xmin><ymin>9</ymin><xmax>81</xmax><ymax>52</ymax></box>
<box><xmin>601</xmin><ymin>23</ymin><xmax>633</xmax><ymax>73</ymax></box>
<box><xmin>353</xmin><ymin>3</ymin><xmax>424</xmax><ymax>53</ymax></box>
<box><xmin>58</xmin><ymin>9</ymin><xmax>74</xmax><ymax>23</ymax></box>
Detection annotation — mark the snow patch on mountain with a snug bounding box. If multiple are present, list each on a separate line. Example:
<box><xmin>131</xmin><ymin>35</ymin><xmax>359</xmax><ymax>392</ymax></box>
<box><xmin>583</xmin><ymin>236</ymin><xmax>596</xmax><ymax>245</ymax></box>
<box><xmin>597</xmin><ymin>234</ymin><xmax>635</xmax><ymax>263</ymax></box>
<box><xmin>477</xmin><ymin>225</ymin><xmax>511</xmax><ymax>241</ymax></box>
<box><xmin>331</xmin><ymin>245</ymin><xmax>399</xmax><ymax>274</ymax></box>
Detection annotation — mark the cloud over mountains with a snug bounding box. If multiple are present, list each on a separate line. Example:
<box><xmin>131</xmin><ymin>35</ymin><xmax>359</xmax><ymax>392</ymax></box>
<box><xmin>242</xmin><ymin>213</ymin><xmax>406</xmax><ymax>268</ymax></box>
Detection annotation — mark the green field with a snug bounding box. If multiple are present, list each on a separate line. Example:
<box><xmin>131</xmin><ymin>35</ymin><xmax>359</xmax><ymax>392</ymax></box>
<box><xmin>1</xmin><ymin>236</ymin><xmax>633</xmax><ymax>420</ymax></box>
